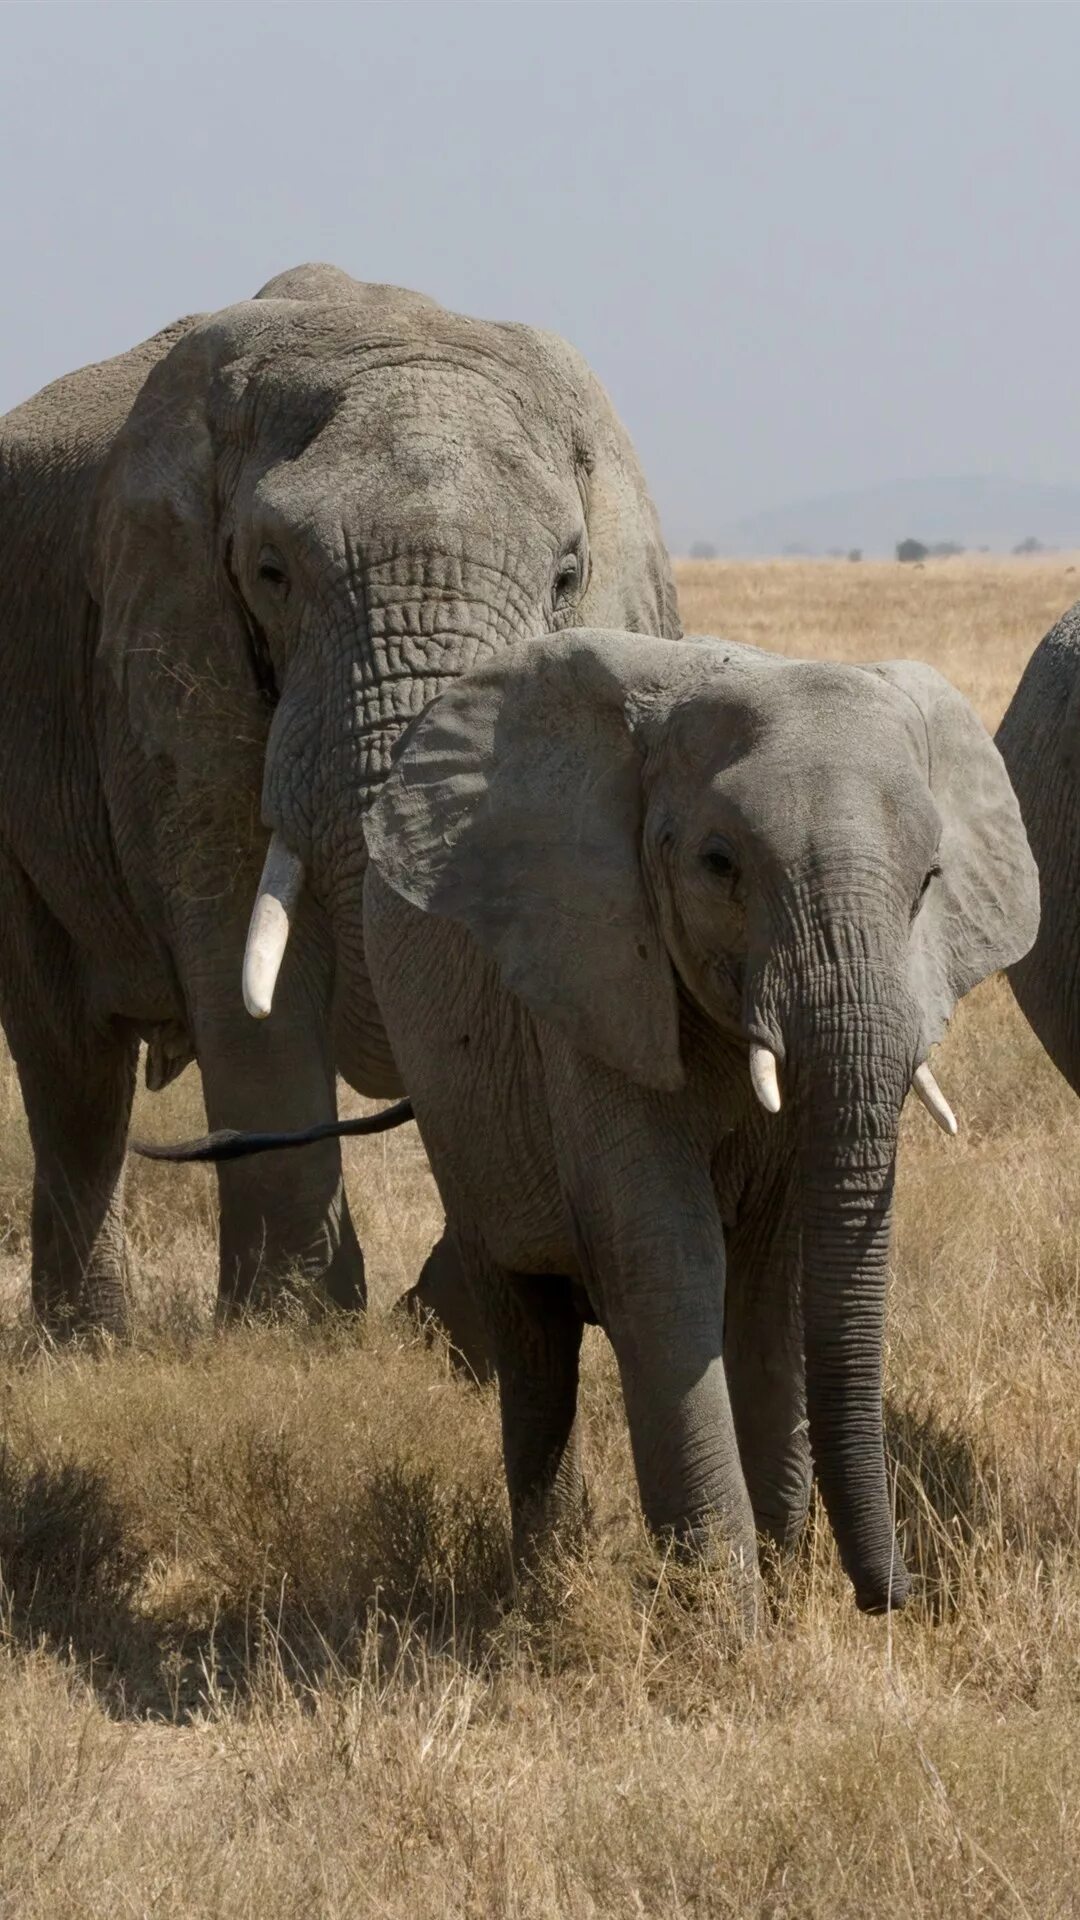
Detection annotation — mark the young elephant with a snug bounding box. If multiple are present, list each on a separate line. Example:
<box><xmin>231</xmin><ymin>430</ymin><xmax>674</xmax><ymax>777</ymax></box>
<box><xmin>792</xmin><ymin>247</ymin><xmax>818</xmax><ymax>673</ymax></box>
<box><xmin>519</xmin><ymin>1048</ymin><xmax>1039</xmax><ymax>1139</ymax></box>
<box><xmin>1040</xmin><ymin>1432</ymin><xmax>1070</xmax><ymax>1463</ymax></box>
<box><xmin>361</xmin><ymin>630</ymin><xmax>1038</xmax><ymax>1616</ymax></box>
<box><xmin>147</xmin><ymin>632</ymin><xmax>1038</xmax><ymax>1617</ymax></box>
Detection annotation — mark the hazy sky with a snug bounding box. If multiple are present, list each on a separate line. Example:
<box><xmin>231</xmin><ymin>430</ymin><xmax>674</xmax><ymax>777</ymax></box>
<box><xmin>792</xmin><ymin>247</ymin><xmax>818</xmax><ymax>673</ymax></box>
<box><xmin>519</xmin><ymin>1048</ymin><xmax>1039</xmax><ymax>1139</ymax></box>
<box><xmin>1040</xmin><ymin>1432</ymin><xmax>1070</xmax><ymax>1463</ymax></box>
<box><xmin>3</xmin><ymin>2</ymin><xmax>1079</xmax><ymax>548</ymax></box>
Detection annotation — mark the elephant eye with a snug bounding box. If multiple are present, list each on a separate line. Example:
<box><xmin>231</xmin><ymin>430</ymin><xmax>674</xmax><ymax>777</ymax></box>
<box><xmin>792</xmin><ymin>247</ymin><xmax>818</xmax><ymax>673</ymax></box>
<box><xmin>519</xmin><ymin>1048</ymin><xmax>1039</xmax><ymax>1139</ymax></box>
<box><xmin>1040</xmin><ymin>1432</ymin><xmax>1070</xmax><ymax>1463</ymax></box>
<box><xmin>553</xmin><ymin>550</ymin><xmax>582</xmax><ymax>606</ymax></box>
<box><xmin>912</xmin><ymin>863</ymin><xmax>941</xmax><ymax>919</ymax></box>
<box><xmin>257</xmin><ymin>549</ymin><xmax>289</xmax><ymax>591</ymax></box>
<box><xmin>702</xmin><ymin>838</ymin><xmax>739</xmax><ymax>883</ymax></box>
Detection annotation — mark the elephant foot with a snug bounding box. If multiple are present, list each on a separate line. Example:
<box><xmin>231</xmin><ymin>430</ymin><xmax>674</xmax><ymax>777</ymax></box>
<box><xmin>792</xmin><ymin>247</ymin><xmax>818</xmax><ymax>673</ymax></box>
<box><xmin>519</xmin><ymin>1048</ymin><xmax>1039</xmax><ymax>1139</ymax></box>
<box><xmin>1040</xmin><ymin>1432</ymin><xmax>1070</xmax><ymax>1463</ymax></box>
<box><xmin>394</xmin><ymin>1234</ymin><xmax>495</xmax><ymax>1385</ymax></box>
<box><xmin>750</xmin><ymin>1480</ymin><xmax>813</xmax><ymax>1559</ymax></box>
<box><xmin>641</xmin><ymin>1515</ymin><xmax>762</xmax><ymax>1641</ymax></box>
<box><xmin>32</xmin><ymin>1275</ymin><xmax>133</xmax><ymax>1345</ymax></box>
<box><xmin>216</xmin><ymin>1230</ymin><xmax>366</xmax><ymax>1324</ymax></box>
<box><xmin>318</xmin><ymin>1219</ymin><xmax>367</xmax><ymax>1314</ymax></box>
<box><xmin>755</xmin><ymin>1507</ymin><xmax>811</xmax><ymax>1558</ymax></box>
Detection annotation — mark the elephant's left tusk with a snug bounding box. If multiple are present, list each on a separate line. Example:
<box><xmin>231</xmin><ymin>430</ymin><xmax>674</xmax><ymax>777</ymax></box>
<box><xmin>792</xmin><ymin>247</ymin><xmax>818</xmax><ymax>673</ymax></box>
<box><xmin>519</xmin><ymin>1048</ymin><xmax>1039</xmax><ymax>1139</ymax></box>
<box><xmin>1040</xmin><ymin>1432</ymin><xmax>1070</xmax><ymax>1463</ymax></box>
<box><xmin>243</xmin><ymin>832</ymin><xmax>306</xmax><ymax>1019</ymax></box>
<box><xmin>750</xmin><ymin>1043</ymin><xmax>782</xmax><ymax>1114</ymax></box>
<box><xmin>911</xmin><ymin>1062</ymin><xmax>957</xmax><ymax>1136</ymax></box>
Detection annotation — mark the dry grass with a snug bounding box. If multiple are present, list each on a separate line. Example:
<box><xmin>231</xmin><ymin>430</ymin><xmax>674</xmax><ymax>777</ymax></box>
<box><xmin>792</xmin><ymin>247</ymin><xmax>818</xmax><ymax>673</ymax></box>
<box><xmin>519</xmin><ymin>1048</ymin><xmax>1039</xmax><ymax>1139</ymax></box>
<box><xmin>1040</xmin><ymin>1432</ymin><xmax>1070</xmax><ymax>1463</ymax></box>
<box><xmin>677</xmin><ymin>551</ymin><xmax>1080</xmax><ymax>730</ymax></box>
<box><xmin>3</xmin><ymin>555</ymin><xmax>1080</xmax><ymax>1916</ymax></box>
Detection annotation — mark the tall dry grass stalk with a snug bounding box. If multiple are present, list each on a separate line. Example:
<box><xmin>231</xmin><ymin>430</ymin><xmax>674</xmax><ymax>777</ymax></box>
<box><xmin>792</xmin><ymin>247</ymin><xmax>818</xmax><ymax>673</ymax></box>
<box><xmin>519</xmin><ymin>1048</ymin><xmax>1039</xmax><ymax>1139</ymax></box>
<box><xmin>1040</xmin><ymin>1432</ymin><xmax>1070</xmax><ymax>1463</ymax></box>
<box><xmin>2</xmin><ymin>556</ymin><xmax>1079</xmax><ymax>1917</ymax></box>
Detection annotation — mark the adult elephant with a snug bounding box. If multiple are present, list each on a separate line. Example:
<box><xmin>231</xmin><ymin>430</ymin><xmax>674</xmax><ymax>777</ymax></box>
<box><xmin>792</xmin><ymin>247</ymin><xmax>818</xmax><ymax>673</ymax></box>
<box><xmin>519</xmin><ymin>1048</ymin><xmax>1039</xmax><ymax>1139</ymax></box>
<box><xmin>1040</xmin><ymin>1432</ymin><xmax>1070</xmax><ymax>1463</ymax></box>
<box><xmin>996</xmin><ymin>600</ymin><xmax>1080</xmax><ymax>1088</ymax></box>
<box><xmin>0</xmin><ymin>263</ymin><xmax>677</xmax><ymax>1332</ymax></box>
<box><xmin>147</xmin><ymin>631</ymin><xmax>1039</xmax><ymax>1618</ymax></box>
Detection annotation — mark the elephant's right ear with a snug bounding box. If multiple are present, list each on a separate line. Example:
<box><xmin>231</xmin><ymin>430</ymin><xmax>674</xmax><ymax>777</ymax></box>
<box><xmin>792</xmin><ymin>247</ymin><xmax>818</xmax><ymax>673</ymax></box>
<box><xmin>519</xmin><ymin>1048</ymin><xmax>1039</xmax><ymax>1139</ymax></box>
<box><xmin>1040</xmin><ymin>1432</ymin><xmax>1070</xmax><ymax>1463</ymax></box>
<box><xmin>92</xmin><ymin>318</ymin><xmax>269</xmax><ymax>790</ymax></box>
<box><xmin>539</xmin><ymin>333</ymin><xmax>682</xmax><ymax>643</ymax></box>
<box><xmin>364</xmin><ymin>632</ymin><xmax>685</xmax><ymax>1092</ymax></box>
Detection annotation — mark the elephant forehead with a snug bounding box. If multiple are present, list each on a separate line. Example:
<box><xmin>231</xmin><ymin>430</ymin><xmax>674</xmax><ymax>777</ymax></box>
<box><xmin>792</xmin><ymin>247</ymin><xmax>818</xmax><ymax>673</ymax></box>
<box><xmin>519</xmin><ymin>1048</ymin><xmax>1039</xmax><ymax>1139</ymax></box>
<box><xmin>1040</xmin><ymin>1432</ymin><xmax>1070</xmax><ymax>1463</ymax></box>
<box><xmin>318</xmin><ymin>359</ymin><xmax>574</xmax><ymax>478</ymax></box>
<box><xmin>243</xmin><ymin>404</ymin><xmax>579</xmax><ymax>571</ymax></box>
<box><xmin>201</xmin><ymin>301</ymin><xmax>569</xmax><ymax>454</ymax></box>
<box><xmin>245</xmin><ymin>468</ymin><xmax>571</xmax><ymax>585</ymax></box>
<box><xmin>666</xmin><ymin>658</ymin><xmax>929</xmax><ymax>773</ymax></box>
<box><xmin>665</xmin><ymin>667</ymin><xmax>939</xmax><ymax>855</ymax></box>
<box><xmin>763</xmin><ymin>659</ymin><xmax>931</xmax><ymax>754</ymax></box>
<box><xmin>714</xmin><ymin>753</ymin><xmax>940</xmax><ymax>873</ymax></box>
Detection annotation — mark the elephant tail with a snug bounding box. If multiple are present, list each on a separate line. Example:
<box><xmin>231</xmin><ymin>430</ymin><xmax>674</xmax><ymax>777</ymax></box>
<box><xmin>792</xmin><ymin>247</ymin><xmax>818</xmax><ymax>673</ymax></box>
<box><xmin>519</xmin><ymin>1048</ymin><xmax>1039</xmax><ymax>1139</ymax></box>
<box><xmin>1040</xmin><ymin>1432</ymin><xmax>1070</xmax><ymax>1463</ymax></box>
<box><xmin>130</xmin><ymin>1099</ymin><xmax>415</xmax><ymax>1164</ymax></box>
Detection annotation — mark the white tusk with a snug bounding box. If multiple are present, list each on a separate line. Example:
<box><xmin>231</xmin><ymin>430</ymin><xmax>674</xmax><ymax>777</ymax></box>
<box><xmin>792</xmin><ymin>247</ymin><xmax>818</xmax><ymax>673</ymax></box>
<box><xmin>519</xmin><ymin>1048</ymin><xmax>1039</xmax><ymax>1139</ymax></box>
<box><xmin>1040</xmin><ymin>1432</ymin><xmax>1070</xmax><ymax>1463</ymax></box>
<box><xmin>242</xmin><ymin>832</ymin><xmax>306</xmax><ymax>1019</ymax></box>
<box><xmin>750</xmin><ymin>1043</ymin><xmax>782</xmax><ymax>1115</ymax></box>
<box><xmin>911</xmin><ymin>1062</ymin><xmax>957</xmax><ymax>1136</ymax></box>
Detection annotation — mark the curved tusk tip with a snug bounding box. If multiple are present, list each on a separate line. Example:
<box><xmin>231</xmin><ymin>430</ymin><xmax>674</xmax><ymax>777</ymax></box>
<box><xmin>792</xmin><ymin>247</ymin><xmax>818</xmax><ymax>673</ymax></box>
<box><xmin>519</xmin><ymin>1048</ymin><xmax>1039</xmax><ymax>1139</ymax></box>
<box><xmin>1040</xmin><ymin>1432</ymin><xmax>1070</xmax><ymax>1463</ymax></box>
<box><xmin>912</xmin><ymin>1061</ymin><xmax>957</xmax><ymax>1137</ymax></box>
<box><xmin>750</xmin><ymin>1043</ymin><xmax>782</xmax><ymax>1115</ymax></box>
<box><xmin>241</xmin><ymin>835</ymin><xmax>305</xmax><ymax>1021</ymax></box>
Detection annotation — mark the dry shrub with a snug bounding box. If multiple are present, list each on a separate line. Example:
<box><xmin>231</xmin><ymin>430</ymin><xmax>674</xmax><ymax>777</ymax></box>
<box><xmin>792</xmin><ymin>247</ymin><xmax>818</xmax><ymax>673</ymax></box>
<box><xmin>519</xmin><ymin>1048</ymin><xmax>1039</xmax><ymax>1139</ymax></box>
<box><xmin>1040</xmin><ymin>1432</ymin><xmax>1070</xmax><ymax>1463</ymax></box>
<box><xmin>2</xmin><ymin>556</ymin><xmax>1080</xmax><ymax>1916</ymax></box>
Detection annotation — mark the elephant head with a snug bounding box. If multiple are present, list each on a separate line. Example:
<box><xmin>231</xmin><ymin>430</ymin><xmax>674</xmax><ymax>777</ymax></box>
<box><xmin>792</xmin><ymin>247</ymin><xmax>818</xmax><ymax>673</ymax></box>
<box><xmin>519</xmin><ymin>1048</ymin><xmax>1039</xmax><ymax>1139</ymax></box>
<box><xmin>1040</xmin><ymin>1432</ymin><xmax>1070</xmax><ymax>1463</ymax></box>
<box><xmin>91</xmin><ymin>266</ymin><xmax>677</xmax><ymax>1083</ymax></box>
<box><xmin>365</xmin><ymin>631</ymin><xmax>1038</xmax><ymax>1610</ymax></box>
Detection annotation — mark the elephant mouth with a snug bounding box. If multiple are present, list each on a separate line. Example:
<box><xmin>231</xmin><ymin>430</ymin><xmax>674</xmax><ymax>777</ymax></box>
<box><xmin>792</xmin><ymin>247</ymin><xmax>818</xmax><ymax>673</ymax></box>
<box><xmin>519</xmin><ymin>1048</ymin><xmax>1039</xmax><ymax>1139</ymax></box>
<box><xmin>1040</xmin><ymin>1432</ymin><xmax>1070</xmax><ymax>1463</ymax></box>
<box><xmin>741</xmin><ymin>1039</ymin><xmax>957</xmax><ymax>1136</ymax></box>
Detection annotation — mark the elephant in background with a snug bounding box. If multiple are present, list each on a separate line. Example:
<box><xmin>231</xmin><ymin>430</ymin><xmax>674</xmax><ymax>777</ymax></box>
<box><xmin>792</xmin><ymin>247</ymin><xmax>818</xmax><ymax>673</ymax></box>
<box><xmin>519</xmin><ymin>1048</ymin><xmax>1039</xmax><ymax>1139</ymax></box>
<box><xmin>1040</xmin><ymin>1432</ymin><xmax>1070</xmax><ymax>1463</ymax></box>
<box><xmin>996</xmin><ymin>600</ymin><xmax>1080</xmax><ymax>1089</ymax></box>
<box><xmin>0</xmin><ymin>262</ymin><xmax>677</xmax><ymax>1331</ymax></box>
<box><xmin>156</xmin><ymin>631</ymin><xmax>1038</xmax><ymax>1618</ymax></box>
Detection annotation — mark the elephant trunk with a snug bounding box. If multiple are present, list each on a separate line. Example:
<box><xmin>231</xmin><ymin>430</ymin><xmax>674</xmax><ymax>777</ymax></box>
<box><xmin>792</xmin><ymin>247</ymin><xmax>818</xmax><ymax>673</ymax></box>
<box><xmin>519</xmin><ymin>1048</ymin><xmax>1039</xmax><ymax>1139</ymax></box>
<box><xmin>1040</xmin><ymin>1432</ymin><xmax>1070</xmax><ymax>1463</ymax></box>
<box><xmin>252</xmin><ymin>561</ymin><xmax>536</xmax><ymax>1074</ymax></box>
<box><xmin>797</xmin><ymin>984</ymin><xmax>912</xmax><ymax>1612</ymax></box>
<box><xmin>800</xmin><ymin>1139</ymin><xmax>909</xmax><ymax>1613</ymax></box>
<box><xmin>747</xmin><ymin>934</ymin><xmax>916</xmax><ymax>1613</ymax></box>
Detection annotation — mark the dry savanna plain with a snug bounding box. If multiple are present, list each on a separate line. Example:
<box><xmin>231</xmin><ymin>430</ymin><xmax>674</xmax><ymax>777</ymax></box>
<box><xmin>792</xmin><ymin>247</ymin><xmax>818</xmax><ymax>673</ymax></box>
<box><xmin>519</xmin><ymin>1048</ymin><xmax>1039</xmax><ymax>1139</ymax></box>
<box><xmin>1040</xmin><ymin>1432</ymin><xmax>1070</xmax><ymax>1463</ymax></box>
<box><xmin>3</xmin><ymin>557</ymin><xmax>1080</xmax><ymax>1918</ymax></box>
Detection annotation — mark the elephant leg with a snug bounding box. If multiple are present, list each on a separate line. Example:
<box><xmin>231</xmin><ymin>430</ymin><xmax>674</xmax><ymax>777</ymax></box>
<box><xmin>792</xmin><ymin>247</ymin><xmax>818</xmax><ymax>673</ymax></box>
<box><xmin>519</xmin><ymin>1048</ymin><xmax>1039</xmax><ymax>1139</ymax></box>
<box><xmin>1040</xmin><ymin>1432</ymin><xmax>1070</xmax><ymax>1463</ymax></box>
<box><xmin>198</xmin><ymin>1031</ymin><xmax>365</xmax><ymax>1318</ymax></box>
<box><xmin>175</xmin><ymin>881</ymin><xmax>363</xmax><ymax>1318</ymax></box>
<box><xmin>398</xmin><ymin>1231</ymin><xmax>496</xmax><ymax>1385</ymax></box>
<box><xmin>0</xmin><ymin>855</ymin><xmax>136</xmax><ymax>1335</ymax></box>
<box><xmin>484</xmin><ymin>1262</ymin><xmax>586</xmax><ymax>1567</ymax></box>
<box><xmin>607</xmin><ymin>1285</ymin><xmax>758</xmax><ymax>1575</ymax></box>
<box><xmin>542</xmin><ymin>1050</ymin><xmax>759</xmax><ymax>1614</ymax></box>
<box><xmin>191</xmin><ymin>991</ymin><xmax>362</xmax><ymax>1319</ymax></box>
<box><xmin>724</xmin><ymin>1203</ymin><xmax>811</xmax><ymax>1554</ymax></box>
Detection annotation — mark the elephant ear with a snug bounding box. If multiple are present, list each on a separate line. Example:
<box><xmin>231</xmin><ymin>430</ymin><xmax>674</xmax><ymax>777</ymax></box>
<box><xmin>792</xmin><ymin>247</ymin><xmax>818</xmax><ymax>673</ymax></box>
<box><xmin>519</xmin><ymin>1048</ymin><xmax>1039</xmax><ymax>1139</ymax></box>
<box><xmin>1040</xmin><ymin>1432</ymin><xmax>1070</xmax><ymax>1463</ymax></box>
<box><xmin>539</xmin><ymin>335</ymin><xmax>682</xmax><ymax>642</ymax></box>
<box><xmin>364</xmin><ymin>631</ymin><xmax>686</xmax><ymax>1091</ymax></box>
<box><xmin>864</xmin><ymin>660</ymin><xmax>1040</xmax><ymax>1048</ymax></box>
<box><xmin>93</xmin><ymin>314</ymin><xmax>271</xmax><ymax>810</ymax></box>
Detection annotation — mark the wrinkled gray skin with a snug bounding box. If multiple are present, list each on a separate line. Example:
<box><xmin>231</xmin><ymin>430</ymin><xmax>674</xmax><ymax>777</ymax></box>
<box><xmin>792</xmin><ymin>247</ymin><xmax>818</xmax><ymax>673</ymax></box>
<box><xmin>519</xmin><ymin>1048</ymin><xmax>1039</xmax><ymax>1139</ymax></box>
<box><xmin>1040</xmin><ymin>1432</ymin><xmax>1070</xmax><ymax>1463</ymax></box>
<box><xmin>0</xmin><ymin>263</ymin><xmax>676</xmax><ymax>1331</ymax></box>
<box><xmin>996</xmin><ymin>600</ymin><xmax>1080</xmax><ymax>1088</ymax></box>
<box><xmin>360</xmin><ymin>630</ymin><xmax>1037</xmax><ymax>1617</ymax></box>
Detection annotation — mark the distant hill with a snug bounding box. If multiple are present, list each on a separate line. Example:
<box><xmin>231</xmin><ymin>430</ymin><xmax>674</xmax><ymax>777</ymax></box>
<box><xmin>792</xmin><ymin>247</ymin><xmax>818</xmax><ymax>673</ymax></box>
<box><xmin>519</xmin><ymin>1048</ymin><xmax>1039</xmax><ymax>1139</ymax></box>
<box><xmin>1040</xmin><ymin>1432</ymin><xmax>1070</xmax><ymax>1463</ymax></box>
<box><xmin>697</xmin><ymin>476</ymin><xmax>1080</xmax><ymax>559</ymax></box>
